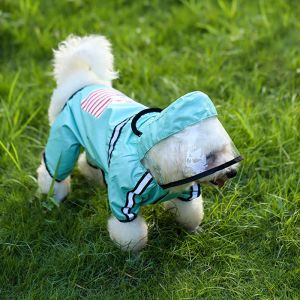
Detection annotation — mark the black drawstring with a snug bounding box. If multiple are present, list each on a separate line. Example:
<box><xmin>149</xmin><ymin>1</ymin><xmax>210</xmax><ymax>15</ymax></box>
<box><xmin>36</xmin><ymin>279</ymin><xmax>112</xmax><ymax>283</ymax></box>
<box><xmin>160</xmin><ymin>156</ymin><xmax>244</xmax><ymax>189</ymax></box>
<box><xmin>131</xmin><ymin>108</ymin><xmax>162</xmax><ymax>136</ymax></box>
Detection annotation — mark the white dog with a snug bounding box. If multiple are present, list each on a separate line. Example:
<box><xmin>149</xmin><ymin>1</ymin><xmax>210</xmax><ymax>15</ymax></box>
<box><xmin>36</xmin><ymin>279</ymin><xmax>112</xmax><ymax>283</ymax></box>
<box><xmin>37</xmin><ymin>35</ymin><xmax>242</xmax><ymax>252</ymax></box>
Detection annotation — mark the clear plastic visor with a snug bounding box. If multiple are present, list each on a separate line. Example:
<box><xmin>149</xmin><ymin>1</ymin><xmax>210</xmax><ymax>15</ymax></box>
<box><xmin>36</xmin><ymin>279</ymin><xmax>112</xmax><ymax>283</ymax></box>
<box><xmin>158</xmin><ymin>118</ymin><xmax>243</xmax><ymax>189</ymax></box>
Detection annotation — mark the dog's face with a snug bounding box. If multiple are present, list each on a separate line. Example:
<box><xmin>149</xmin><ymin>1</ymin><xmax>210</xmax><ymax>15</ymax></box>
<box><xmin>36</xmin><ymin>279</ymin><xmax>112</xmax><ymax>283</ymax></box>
<box><xmin>143</xmin><ymin>117</ymin><xmax>241</xmax><ymax>189</ymax></box>
<box><xmin>197</xmin><ymin>144</ymin><xmax>239</xmax><ymax>188</ymax></box>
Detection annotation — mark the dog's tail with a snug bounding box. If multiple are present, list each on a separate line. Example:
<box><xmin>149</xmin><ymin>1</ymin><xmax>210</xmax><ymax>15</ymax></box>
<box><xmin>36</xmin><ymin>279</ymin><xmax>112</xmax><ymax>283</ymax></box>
<box><xmin>49</xmin><ymin>35</ymin><xmax>118</xmax><ymax>124</ymax></box>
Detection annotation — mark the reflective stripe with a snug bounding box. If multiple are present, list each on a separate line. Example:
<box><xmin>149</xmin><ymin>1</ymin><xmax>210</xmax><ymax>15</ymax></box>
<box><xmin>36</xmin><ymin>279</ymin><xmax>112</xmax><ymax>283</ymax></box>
<box><xmin>191</xmin><ymin>183</ymin><xmax>200</xmax><ymax>199</ymax></box>
<box><xmin>107</xmin><ymin>118</ymin><xmax>130</xmax><ymax>166</ymax></box>
<box><xmin>122</xmin><ymin>172</ymin><xmax>153</xmax><ymax>221</ymax></box>
<box><xmin>178</xmin><ymin>183</ymin><xmax>201</xmax><ymax>201</ymax></box>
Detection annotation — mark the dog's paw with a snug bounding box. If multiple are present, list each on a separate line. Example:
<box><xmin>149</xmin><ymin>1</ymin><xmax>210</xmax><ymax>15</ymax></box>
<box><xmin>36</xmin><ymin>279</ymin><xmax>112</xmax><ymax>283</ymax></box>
<box><xmin>53</xmin><ymin>177</ymin><xmax>71</xmax><ymax>202</ymax></box>
<box><xmin>164</xmin><ymin>197</ymin><xmax>204</xmax><ymax>231</ymax></box>
<box><xmin>37</xmin><ymin>161</ymin><xmax>70</xmax><ymax>202</ymax></box>
<box><xmin>188</xmin><ymin>225</ymin><xmax>204</xmax><ymax>234</ymax></box>
<box><xmin>107</xmin><ymin>215</ymin><xmax>148</xmax><ymax>252</ymax></box>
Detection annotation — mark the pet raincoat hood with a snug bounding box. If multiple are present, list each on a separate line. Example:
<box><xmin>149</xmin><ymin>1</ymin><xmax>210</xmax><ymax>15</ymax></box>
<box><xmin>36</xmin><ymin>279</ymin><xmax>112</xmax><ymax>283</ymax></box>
<box><xmin>44</xmin><ymin>85</ymin><xmax>242</xmax><ymax>222</ymax></box>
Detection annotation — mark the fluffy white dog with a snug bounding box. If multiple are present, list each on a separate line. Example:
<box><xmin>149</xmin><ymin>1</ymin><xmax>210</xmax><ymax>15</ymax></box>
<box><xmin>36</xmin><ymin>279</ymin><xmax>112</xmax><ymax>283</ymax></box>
<box><xmin>37</xmin><ymin>35</ymin><xmax>242</xmax><ymax>252</ymax></box>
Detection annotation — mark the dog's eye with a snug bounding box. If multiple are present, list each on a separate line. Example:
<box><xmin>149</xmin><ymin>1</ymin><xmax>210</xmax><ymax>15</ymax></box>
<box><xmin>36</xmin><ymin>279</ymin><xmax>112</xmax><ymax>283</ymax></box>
<box><xmin>206</xmin><ymin>153</ymin><xmax>216</xmax><ymax>162</ymax></box>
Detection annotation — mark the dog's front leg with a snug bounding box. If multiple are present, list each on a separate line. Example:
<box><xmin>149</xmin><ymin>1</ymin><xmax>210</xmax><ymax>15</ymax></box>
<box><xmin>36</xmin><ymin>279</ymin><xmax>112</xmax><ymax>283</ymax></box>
<box><xmin>164</xmin><ymin>196</ymin><xmax>204</xmax><ymax>232</ymax></box>
<box><xmin>107</xmin><ymin>215</ymin><xmax>148</xmax><ymax>252</ymax></box>
<box><xmin>37</xmin><ymin>159</ymin><xmax>70</xmax><ymax>202</ymax></box>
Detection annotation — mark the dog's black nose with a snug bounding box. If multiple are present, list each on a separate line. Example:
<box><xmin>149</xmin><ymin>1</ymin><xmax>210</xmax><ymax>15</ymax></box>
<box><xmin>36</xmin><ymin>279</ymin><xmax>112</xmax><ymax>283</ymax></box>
<box><xmin>226</xmin><ymin>169</ymin><xmax>237</xmax><ymax>178</ymax></box>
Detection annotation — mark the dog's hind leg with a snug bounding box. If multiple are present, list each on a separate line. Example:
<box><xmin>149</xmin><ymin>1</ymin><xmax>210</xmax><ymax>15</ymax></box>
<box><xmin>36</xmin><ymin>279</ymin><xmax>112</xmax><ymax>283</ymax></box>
<box><xmin>78</xmin><ymin>152</ymin><xmax>105</xmax><ymax>186</ymax></box>
<box><xmin>164</xmin><ymin>196</ymin><xmax>204</xmax><ymax>232</ymax></box>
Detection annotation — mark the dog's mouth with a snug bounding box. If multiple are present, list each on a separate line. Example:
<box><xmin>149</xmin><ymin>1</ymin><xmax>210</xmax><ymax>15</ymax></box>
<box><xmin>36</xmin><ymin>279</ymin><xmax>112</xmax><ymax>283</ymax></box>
<box><xmin>210</xmin><ymin>178</ymin><xmax>225</xmax><ymax>188</ymax></box>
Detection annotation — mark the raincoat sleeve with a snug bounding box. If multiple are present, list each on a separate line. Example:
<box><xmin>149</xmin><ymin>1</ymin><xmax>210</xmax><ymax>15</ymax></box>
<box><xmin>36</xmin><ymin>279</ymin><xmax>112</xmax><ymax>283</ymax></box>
<box><xmin>177</xmin><ymin>183</ymin><xmax>201</xmax><ymax>201</ymax></box>
<box><xmin>107</xmin><ymin>183</ymin><xmax>142</xmax><ymax>222</ymax></box>
<box><xmin>43</xmin><ymin>110</ymin><xmax>81</xmax><ymax>181</ymax></box>
<box><xmin>107</xmin><ymin>171</ymin><xmax>154</xmax><ymax>222</ymax></box>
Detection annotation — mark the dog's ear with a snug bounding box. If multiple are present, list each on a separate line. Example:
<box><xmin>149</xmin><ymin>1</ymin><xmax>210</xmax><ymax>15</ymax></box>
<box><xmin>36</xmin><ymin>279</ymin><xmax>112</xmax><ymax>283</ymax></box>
<box><xmin>205</xmin><ymin>152</ymin><xmax>217</xmax><ymax>169</ymax></box>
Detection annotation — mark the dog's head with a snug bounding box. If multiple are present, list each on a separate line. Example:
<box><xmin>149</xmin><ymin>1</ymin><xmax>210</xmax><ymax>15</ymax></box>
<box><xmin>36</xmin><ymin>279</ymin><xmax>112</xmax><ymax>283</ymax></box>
<box><xmin>182</xmin><ymin>117</ymin><xmax>240</xmax><ymax>188</ymax></box>
<box><xmin>143</xmin><ymin>116</ymin><xmax>241</xmax><ymax>190</ymax></box>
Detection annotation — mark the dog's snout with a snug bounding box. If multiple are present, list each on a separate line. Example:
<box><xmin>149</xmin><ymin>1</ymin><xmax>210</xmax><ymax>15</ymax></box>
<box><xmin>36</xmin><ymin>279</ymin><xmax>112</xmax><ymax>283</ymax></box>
<box><xmin>226</xmin><ymin>169</ymin><xmax>237</xmax><ymax>179</ymax></box>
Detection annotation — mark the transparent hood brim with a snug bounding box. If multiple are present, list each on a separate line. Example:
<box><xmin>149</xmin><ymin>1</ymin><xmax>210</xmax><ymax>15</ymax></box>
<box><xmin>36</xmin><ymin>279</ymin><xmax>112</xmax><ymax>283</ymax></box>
<box><xmin>159</xmin><ymin>155</ymin><xmax>243</xmax><ymax>189</ymax></box>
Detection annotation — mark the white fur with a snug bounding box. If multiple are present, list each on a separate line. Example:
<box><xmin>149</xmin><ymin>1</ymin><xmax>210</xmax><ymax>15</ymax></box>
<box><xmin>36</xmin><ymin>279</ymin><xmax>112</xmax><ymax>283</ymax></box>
<box><xmin>37</xmin><ymin>160</ymin><xmax>71</xmax><ymax>202</ymax></box>
<box><xmin>49</xmin><ymin>35</ymin><xmax>118</xmax><ymax>124</ymax></box>
<box><xmin>164</xmin><ymin>196</ymin><xmax>204</xmax><ymax>231</ymax></box>
<box><xmin>78</xmin><ymin>152</ymin><xmax>104</xmax><ymax>185</ymax></box>
<box><xmin>107</xmin><ymin>215</ymin><xmax>148</xmax><ymax>252</ymax></box>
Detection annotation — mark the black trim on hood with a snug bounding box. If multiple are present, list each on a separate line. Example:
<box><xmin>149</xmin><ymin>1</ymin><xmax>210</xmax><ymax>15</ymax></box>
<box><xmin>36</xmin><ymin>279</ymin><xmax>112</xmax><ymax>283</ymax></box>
<box><xmin>131</xmin><ymin>108</ymin><xmax>162</xmax><ymax>137</ymax></box>
<box><xmin>159</xmin><ymin>156</ymin><xmax>244</xmax><ymax>189</ymax></box>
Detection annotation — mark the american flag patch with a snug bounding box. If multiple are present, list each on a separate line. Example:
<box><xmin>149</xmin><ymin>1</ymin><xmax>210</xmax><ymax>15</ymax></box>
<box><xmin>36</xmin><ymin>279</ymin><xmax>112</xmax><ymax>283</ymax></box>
<box><xmin>80</xmin><ymin>89</ymin><xmax>132</xmax><ymax>118</ymax></box>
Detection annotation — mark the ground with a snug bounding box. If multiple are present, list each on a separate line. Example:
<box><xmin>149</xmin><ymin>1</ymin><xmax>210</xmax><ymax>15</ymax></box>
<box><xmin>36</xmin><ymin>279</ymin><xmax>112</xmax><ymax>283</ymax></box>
<box><xmin>0</xmin><ymin>0</ymin><xmax>299</xmax><ymax>299</ymax></box>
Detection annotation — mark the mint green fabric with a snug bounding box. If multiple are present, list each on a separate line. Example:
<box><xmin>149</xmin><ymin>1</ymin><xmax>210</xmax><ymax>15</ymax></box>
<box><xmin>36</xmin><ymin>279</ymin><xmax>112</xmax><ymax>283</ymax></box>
<box><xmin>44</xmin><ymin>85</ymin><xmax>217</xmax><ymax>222</ymax></box>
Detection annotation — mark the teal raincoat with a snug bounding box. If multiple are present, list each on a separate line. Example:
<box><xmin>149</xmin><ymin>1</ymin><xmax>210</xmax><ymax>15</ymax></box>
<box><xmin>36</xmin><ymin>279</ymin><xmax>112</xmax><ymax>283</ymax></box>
<box><xmin>44</xmin><ymin>85</ymin><xmax>218</xmax><ymax>222</ymax></box>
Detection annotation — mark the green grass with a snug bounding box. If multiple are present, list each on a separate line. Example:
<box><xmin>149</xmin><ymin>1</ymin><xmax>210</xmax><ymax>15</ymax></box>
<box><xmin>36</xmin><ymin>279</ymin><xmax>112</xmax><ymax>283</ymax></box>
<box><xmin>0</xmin><ymin>0</ymin><xmax>299</xmax><ymax>298</ymax></box>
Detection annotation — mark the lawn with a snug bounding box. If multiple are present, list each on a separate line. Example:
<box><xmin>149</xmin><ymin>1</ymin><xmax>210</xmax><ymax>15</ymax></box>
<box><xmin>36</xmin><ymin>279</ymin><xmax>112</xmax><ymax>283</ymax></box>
<box><xmin>0</xmin><ymin>0</ymin><xmax>299</xmax><ymax>298</ymax></box>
